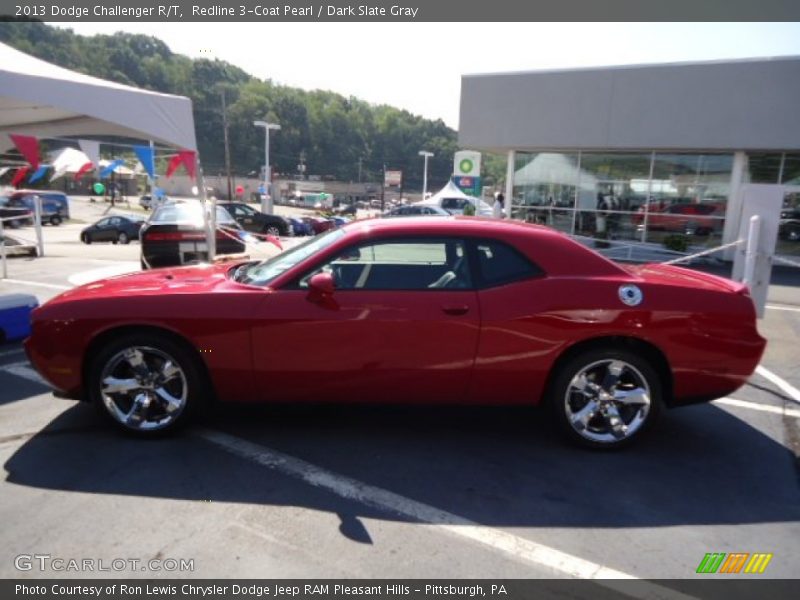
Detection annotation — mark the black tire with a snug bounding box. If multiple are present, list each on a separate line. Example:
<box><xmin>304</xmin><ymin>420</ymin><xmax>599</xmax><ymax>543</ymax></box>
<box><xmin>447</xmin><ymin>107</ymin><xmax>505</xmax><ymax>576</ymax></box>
<box><xmin>81</xmin><ymin>233</ymin><xmax>92</xmax><ymax>244</ymax></box>
<box><xmin>118</xmin><ymin>231</ymin><xmax>130</xmax><ymax>244</ymax></box>
<box><xmin>265</xmin><ymin>224</ymin><xmax>282</xmax><ymax>237</ymax></box>
<box><xmin>548</xmin><ymin>348</ymin><xmax>663</xmax><ymax>449</ymax></box>
<box><xmin>50</xmin><ymin>215</ymin><xmax>63</xmax><ymax>226</ymax></box>
<box><xmin>88</xmin><ymin>333</ymin><xmax>207</xmax><ymax>437</ymax></box>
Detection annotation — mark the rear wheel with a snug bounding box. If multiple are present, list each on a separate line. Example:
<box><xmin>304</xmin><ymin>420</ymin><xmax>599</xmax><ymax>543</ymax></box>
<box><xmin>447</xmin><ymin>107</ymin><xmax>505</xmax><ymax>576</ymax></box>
<box><xmin>88</xmin><ymin>334</ymin><xmax>206</xmax><ymax>436</ymax></box>
<box><xmin>265</xmin><ymin>224</ymin><xmax>281</xmax><ymax>237</ymax></box>
<box><xmin>549</xmin><ymin>349</ymin><xmax>662</xmax><ymax>449</ymax></box>
<box><xmin>50</xmin><ymin>215</ymin><xmax>63</xmax><ymax>226</ymax></box>
<box><xmin>118</xmin><ymin>231</ymin><xmax>130</xmax><ymax>244</ymax></box>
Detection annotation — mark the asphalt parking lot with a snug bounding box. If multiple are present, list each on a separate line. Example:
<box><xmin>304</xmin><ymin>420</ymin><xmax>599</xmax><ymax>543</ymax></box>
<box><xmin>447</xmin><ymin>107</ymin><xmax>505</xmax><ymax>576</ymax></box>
<box><xmin>0</xmin><ymin>198</ymin><xmax>798</xmax><ymax>581</ymax></box>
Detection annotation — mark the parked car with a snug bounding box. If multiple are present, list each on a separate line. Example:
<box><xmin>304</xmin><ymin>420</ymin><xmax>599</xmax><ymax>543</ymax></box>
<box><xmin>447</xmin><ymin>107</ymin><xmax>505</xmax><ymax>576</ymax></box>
<box><xmin>1</xmin><ymin>192</ymin><xmax>66</xmax><ymax>226</ymax></box>
<box><xmin>139</xmin><ymin>194</ymin><xmax>169</xmax><ymax>210</ymax></box>
<box><xmin>0</xmin><ymin>195</ymin><xmax>33</xmax><ymax>228</ymax></box>
<box><xmin>634</xmin><ymin>202</ymin><xmax>724</xmax><ymax>235</ymax></box>
<box><xmin>217</xmin><ymin>202</ymin><xmax>291</xmax><ymax>236</ymax></box>
<box><xmin>779</xmin><ymin>218</ymin><xmax>800</xmax><ymax>242</ymax></box>
<box><xmin>25</xmin><ymin>217</ymin><xmax>765</xmax><ymax>448</ymax></box>
<box><xmin>334</xmin><ymin>203</ymin><xmax>357</xmax><ymax>216</ymax></box>
<box><xmin>1</xmin><ymin>232</ymin><xmax>37</xmax><ymax>257</ymax></box>
<box><xmin>418</xmin><ymin>194</ymin><xmax>493</xmax><ymax>217</ymax></box>
<box><xmin>81</xmin><ymin>215</ymin><xmax>145</xmax><ymax>245</ymax></box>
<box><xmin>139</xmin><ymin>201</ymin><xmax>245</xmax><ymax>269</ymax></box>
<box><xmin>8</xmin><ymin>189</ymin><xmax>71</xmax><ymax>219</ymax></box>
<box><xmin>287</xmin><ymin>216</ymin><xmax>313</xmax><ymax>236</ymax></box>
<box><xmin>329</xmin><ymin>216</ymin><xmax>351</xmax><ymax>228</ymax></box>
<box><xmin>384</xmin><ymin>204</ymin><xmax>450</xmax><ymax>217</ymax></box>
<box><xmin>306</xmin><ymin>216</ymin><xmax>335</xmax><ymax>235</ymax></box>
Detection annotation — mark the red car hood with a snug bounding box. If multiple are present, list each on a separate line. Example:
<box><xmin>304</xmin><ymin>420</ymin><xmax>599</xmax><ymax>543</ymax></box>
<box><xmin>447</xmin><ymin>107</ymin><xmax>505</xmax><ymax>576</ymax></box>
<box><xmin>47</xmin><ymin>263</ymin><xmax>239</xmax><ymax>305</ymax></box>
<box><xmin>625</xmin><ymin>263</ymin><xmax>748</xmax><ymax>295</ymax></box>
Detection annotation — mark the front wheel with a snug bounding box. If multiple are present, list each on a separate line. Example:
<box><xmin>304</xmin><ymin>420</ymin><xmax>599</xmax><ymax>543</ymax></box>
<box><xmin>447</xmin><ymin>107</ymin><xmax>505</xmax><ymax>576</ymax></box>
<box><xmin>88</xmin><ymin>334</ymin><xmax>207</xmax><ymax>436</ymax></box>
<box><xmin>549</xmin><ymin>349</ymin><xmax>662</xmax><ymax>449</ymax></box>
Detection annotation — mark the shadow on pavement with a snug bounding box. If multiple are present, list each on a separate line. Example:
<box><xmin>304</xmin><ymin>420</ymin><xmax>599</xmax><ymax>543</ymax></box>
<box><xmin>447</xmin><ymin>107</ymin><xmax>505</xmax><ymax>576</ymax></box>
<box><xmin>4</xmin><ymin>400</ymin><xmax>800</xmax><ymax>531</ymax></box>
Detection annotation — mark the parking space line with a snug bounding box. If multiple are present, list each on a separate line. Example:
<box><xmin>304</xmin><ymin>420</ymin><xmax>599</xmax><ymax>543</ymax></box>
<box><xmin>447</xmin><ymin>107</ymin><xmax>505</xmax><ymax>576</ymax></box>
<box><xmin>0</xmin><ymin>348</ymin><xmax>25</xmax><ymax>358</ymax></box>
<box><xmin>197</xmin><ymin>428</ymin><xmax>695</xmax><ymax>596</ymax></box>
<box><xmin>1</xmin><ymin>278</ymin><xmax>71</xmax><ymax>290</ymax></box>
<box><xmin>765</xmin><ymin>304</ymin><xmax>800</xmax><ymax>313</ymax></box>
<box><xmin>715</xmin><ymin>397</ymin><xmax>800</xmax><ymax>419</ymax></box>
<box><xmin>756</xmin><ymin>365</ymin><xmax>800</xmax><ymax>404</ymax></box>
<box><xmin>2</xmin><ymin>361</ymin><xmax>46</xmax><ymax>385</ymax></box>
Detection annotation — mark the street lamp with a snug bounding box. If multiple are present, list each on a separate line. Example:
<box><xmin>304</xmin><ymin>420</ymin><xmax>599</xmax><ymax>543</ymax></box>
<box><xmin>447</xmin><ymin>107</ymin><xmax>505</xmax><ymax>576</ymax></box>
<box><xmin>419</xmin><ymin>150</ymin><xmax>433</xmax><ymax>201</ymax></box>
<box><xmin>254</xmin><ymin>120</ymin><xmax>281</xmax><ymax>214</ymax></box>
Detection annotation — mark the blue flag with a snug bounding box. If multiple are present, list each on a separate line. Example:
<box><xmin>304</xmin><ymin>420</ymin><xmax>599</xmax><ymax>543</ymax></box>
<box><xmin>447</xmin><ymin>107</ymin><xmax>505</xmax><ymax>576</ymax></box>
<box><xmin>133</xmin><ymin>145</ymin><xmax>155</xmax><ymax>179</ymax></box>
<box><xmin>28</xmin><ymin>165</ymin><xmax>49</xmax><ymax>183</ymax></box>
<box><xmin>100</xmin><ymin>159</ymin><xmax>124</xmax><ymax>179</ymax></box>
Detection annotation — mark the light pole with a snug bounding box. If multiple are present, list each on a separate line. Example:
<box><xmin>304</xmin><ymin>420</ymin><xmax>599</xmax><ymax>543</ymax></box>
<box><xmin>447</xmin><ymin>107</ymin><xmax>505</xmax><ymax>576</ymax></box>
<box><xmin>419</xmin><ymin>150</ymin><xmax>433</xmax><ymax>201</ymax></box>
<box><xmin>254</xmin><ymin>120</ymin><xmax>280</xmax><ymax>214</ymax></box>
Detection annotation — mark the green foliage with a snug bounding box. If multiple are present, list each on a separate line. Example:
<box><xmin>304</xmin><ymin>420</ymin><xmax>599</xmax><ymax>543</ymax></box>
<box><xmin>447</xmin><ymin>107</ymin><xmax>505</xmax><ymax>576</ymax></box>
<box><xmin>462</xmin><ymin>203</ymin><xmax>476</xmax><ymax>216</ymax></box>
<box><xmin>0</xmin><ymin>21</ymin><xmax>462</xmax><ymax>189</ymax></box>
<box><xmin>663</xmin><ymin>234</ymin><xmax>689</xmax><ymax>252</ymax></box>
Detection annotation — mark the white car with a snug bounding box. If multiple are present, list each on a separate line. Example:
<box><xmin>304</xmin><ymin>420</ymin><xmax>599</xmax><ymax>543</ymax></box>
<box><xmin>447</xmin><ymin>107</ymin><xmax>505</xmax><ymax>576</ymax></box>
<box><xmin>419</xmin><ymin>195</ymin><xmax>494</xmax><ymax>216</ymax></box>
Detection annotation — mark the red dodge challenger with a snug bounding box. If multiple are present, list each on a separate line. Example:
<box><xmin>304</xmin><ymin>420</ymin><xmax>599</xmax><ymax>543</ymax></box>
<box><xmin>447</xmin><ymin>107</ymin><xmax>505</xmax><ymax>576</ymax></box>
<box><xmin>25</xmin><ymin>217</ymin><xmax>766</xmax><ymax>448</ymax></box>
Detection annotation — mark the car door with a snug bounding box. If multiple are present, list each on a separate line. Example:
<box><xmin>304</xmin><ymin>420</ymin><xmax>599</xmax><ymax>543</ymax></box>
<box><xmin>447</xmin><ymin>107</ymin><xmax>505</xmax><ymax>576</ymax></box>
<box><xmin>94</xmin><ymin>218</ymin><xmax>112</xmax><ymax>241</ymax></box>
<box><xmin>250</xmin><ymin>237</ymin><xmax>481</xmax><ymax>404</ymax></box>
<box><xmin>235</xmin><ymin>204</ymin><xmax>259</xmax><ymax>231</ymax></box>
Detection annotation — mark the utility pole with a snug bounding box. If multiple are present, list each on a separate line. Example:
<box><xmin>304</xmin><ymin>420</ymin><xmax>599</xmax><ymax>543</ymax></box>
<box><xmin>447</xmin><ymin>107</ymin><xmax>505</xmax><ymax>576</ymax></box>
<box><xmin>297</xmin><ymin>150</ymin><xmax>306</xmax><ymax>181</ymax></box>
<box><xmin>221</xmin><ymin>88</ymin><xmax>233</xmax><ymax>200</ymax></box>
<box><xmin>381</xmin><ymin>163</ymin><xmax>386</xmax><ymax>212</ymax></box>
<box><xmin>357</xmin><ymin>158</ymin><xmax>362</xmax><ymax>183</ymax></box>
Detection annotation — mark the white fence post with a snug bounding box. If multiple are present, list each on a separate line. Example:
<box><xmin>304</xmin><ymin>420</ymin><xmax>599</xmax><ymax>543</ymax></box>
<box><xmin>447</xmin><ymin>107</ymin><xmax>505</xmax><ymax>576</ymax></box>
<box><xmin>742</xmin><ymin>215</ymin><xmax>760</xmax><ymax>289</ymax></box>
<box><xmin>0</xmin><ymin>217</ymin><xmax>7</xmax><ymax>279</ymax></box>
<box><xmin>34</xmin><ymin>195</ymin><xmax>44</xmax><ymax>258</ymax></box>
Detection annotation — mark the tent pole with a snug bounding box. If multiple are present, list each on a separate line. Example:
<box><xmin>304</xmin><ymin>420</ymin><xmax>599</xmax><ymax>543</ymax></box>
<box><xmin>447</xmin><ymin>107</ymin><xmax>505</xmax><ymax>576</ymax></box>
<box><xmin>197</xmin><ymin>156</ymin><xmax>215</xmax><ymax>261</ymax></box>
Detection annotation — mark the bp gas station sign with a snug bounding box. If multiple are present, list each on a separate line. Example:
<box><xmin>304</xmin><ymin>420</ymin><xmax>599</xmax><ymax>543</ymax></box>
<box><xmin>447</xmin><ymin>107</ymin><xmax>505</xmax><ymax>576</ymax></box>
<box><xmin>453</xmin><ymin>151</ymin><xmax>481</xmax><ymax>197</ymax></box>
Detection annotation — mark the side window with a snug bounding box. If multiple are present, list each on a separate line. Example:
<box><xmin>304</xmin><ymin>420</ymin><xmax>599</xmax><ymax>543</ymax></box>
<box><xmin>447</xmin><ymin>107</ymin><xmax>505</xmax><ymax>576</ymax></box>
<box><xmin>109</xmin><ymin>217</ymin><xmax>121</xmax><ymax>226</ymax></box>
<box><xmin>96</xmin><ymin>218</ymin><xmax>111</xmax><ymax>227</ymax></box>
<box><xmin>299</xmin><ymin>239</ymin><xmax>472</xmax><ymax>290</ymax></box>
<box><xmin>474</xmin><ymin>240</ymin><xmax>542</xmax><ymax>288</ymax></box>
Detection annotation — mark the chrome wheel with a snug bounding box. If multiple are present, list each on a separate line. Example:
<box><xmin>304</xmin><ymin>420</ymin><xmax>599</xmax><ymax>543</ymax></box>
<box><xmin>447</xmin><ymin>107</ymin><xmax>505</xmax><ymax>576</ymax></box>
<box><xmin>266</xmin><ymin>225</ymin><xmax>281</xmax><ymax>236</ymax></box>
<box><xmin>563</xmin><ymin>359</ymin><xmax>652</xmax><ymax>444</ymax></box>
<box><xmin>99</xmin><ymin>345</ymin><xmax>188</xmax><ymax>431</ymax></box>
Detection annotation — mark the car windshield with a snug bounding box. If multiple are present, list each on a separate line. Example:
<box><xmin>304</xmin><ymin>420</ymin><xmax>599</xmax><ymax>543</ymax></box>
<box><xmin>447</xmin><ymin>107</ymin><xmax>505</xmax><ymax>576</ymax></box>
<box><xmin>234</xmin><ymin>228</ymin><xmax>346</xmax><ymax>286</ymax></box>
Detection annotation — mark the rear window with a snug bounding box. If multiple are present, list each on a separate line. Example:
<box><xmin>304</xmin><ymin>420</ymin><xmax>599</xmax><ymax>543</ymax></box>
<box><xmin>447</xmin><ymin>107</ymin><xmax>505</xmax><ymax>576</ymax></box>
<box><xmin>474</xmin><ymin>240</ymin><xmax>542</xmax><ymax>288</ymax></box>
<box><xmin>151</xmin><ymin>203</ymin><xmax>235</xmax><ymax>225</ymax></box>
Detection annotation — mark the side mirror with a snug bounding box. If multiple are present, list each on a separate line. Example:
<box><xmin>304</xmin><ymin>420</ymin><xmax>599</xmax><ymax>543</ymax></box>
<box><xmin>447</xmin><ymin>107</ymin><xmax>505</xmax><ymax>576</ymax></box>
<box><xmin>308</xmin><ymin>271</ymin><xmax>335</xmax><ymax>296</ymax></box>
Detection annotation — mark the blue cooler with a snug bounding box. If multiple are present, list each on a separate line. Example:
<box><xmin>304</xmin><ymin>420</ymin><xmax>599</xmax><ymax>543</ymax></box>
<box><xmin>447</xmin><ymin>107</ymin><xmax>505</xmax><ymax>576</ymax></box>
<box><xmin>0</xmin><ymin>294</ymin><xmax>39</xmax><ymax>342</ymax></box>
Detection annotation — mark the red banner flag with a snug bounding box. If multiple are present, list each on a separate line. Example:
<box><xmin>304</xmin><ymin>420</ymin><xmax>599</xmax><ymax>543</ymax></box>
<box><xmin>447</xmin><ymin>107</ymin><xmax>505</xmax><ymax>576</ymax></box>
<box><xmin>11</xmin><ymin>166</ymin><xmax>30</xmax><ymax>187</ymax></box>
<box><xmin>165</xmin><ymin>154</ymin><xmax>183</xmax><ymax>178</ymax></box>
<box><xmin>74</xmin><ymin>162</ymin><xmax>94</xmax><ymax>180</ymax></box>
<box><xmin>9</xmin><ymin>134</ymin><xmax>40</xmax><ymax>170</ymax></box>
<box><xmin>178</xmin><ymin>150</ymin><xmax>196</xmax><ymax>180</ymax></box>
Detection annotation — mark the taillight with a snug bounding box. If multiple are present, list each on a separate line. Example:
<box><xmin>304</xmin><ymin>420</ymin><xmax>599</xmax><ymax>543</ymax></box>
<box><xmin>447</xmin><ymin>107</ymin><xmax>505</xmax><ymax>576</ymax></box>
<box><xmin>144</xmin><ymin>232</ymin><xmax>206</xmax><ymax>242</ymax></box>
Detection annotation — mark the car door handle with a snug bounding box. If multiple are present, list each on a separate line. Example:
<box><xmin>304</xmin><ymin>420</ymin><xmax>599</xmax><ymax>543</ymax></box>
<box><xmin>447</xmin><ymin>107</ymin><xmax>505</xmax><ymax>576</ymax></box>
<box><xmin>442</xmin><ymin>305</ymin><xmax>470</xmax><ymax>316</ymax></box>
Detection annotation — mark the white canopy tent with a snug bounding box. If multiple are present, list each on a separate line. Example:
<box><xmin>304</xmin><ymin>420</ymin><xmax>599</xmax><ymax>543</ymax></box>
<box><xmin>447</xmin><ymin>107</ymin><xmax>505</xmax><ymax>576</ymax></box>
<box><xmin>427</xmin><ymin>180</ymin><xmax>474</xmax><ymax>204</ymax></box>
<box><xmin>0</xmin><ymin>42</ymin><xmax>197</xmax><ymax>152</ymax></box>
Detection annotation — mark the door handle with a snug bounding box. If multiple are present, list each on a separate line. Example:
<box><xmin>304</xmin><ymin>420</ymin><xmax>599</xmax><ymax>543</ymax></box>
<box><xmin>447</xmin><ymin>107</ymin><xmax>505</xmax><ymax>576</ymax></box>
<box><xmin>442</xmin><ymin>305</ymin><xmax>470</xmax><ymax>316</ymax></box>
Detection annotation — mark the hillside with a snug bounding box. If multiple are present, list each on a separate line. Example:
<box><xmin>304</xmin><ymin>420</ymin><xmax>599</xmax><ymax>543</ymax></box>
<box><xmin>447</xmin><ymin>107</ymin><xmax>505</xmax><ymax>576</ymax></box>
<box><xmin>0</xmin><ymin>20</ymin><xmax>468</xmax><ymax>189</ymax></box>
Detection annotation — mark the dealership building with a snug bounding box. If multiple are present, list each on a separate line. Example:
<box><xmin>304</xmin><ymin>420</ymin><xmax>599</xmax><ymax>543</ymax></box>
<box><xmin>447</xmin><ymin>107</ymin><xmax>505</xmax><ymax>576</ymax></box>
<box><xmin>458</xmin><ymin>57</ymin><xmax>800</xmax><ymax>261</ymax></box>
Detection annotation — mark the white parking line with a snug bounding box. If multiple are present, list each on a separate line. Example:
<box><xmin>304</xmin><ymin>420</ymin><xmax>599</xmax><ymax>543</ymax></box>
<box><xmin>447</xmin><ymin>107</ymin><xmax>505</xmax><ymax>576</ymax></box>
<box><xmin>197</xmin><ymin>429</ymin><xmax>694</xmax><ymax>597</ymax></box>
<box><xmin>766</xmin><ymin>304</ymin><xmax>800</xmax><ymax>313</ymax></box>
<box><xmin>0</xmin><ymin>278</ymin><xmax>71</xmax><ymax>290</ymax></box>
<box><xmin>2</xmin><ymin>361</ymin><xmax>46</xmax><ymax>385</ymax></box>
<box><xmin>715</xmin><ymin>397</ymin><xmax>800</xmax><ymax>419</ymax></box>
<box><xmin>0</xmin><ymin>348</ymin><xmax>25</xmax><ymax>358</ymax></box>
<box><xmin>756</xmin><ymin>365</ymin><xmax>800</xmax><ymax>404</ymax></box>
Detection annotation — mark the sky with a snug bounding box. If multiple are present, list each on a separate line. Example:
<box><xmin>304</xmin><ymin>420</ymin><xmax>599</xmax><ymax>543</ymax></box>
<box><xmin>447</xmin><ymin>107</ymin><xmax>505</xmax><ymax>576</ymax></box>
<box><xmin>54</xmin><ymin>22</ymin><xmax>800</xmax><ymax>129</ymax></box>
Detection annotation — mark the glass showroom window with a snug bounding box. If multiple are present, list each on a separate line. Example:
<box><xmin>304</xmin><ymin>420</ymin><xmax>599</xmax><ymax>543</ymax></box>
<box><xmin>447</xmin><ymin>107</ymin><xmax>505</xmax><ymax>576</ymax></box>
<box><xmin>575</xmin><ymin>153</ymin><xmax>653</xmax><ymax>242</ymax></box>
<box><xmin>645</xmin><ymin>153</ymin><xmax>733</xmax><ymax>245</ymax></box>
<box><xmin>511</xmin><ymin>152</ymin><xmax>580</xmax><ymax>234</ymax></box>
<box><xmin>746</xmin><ymin>153</ymin><xmax>784</xmax><ymax>184</ymax></box>
<box><xmin>781</xmin><ymin>153</ymin><xmax>800</xmax><ymax>185</ymax></box>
